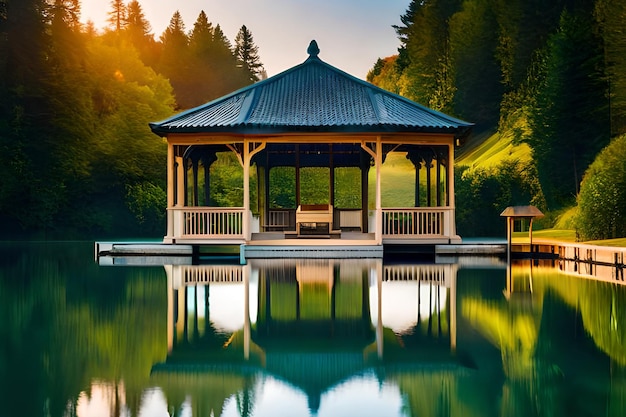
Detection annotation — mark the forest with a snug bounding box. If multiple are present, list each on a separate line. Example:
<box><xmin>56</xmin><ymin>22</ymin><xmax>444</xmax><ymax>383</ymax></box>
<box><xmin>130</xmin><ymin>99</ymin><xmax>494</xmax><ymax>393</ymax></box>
<box><xmin>369</xmin><ymin>0</ymin><xmax>626</xmax><ymax>238</ymax></box>
<box><xmin>1</xmin><ymin>0</ymin><xmax>625</xmax><ymax>239</ymax></box>
<box><xmin>0</xmin><ymin>0</ymin><xmax>263</xmax><ymax>238</ymax></box>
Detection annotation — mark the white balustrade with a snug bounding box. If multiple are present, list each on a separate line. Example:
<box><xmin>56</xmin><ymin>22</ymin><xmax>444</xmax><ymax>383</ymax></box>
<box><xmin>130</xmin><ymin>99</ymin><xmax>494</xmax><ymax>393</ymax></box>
<box><xmin>381</xmin><ymin>208</ymin><xmax>451</xmax><ymax>238</ymax></box>
<box><xmin>169</xmin><ymin>207</ymin><xmax>244</xmax><ymax>239</ymax></box>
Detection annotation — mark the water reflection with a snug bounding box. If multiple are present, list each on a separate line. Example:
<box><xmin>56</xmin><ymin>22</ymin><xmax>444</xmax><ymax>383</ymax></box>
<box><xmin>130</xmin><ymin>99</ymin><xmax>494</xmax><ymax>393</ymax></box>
<box><xmin>2</xmin><ymin>242</ymin><xmax>626</xmax><ymax>416</ymax></box>
<box><xmin>157</xmin><ymin>259</ymin><xmax>456</xmax><ymax>415</ymax></box>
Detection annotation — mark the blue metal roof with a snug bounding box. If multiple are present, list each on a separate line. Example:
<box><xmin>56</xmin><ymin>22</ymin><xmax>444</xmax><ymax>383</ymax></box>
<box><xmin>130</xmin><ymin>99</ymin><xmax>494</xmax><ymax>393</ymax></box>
<box><xmin>150</xmin><ymin>41</ymin><xmax>473</xmax><ymax>136</ymax></box>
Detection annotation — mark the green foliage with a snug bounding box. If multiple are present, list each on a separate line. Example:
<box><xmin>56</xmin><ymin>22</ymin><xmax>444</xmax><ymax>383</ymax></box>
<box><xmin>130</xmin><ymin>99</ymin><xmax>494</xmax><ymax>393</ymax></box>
<box><xmin>575</xmin><ymin>134</ymin><xmax>626</xmax><ymax>240</ymax></box>
<box><xmin>366</xmin><ymin>56</ymin><xmax>401</xmax><ymax>95</ymax></box>
<box><xmin>526</xmin><ymin>9</ymin><xmax>610</xmax><ymax>209</ymax></box>
<box><xmin>125</xmin><ymin>182</ymin><xmax>166</xmax><ymax>230</ymax></box>
<box><xmin>595</xmin><ymin>0</ymin><xmax>626</xmax><ymax>136</ymax></box>
<box><xmin>0</xmin><ymin>0</ymin><xmax>266</xmax><ymax>238</ymax></box>
<box><xmin>455</xmin><ymin>160</ymin><xmax>545</xmax><ymax>236</ymax></box>
<box><xmin>335</xmin><ymin>167</ymin><xmax>361</xmax><ymax>208</ymax></box>
<box><xmin>157</xmin><ymin>12</ymin><xmax>250</xmax><ymax>109</ymax></box>
<box><xmin>371</xmin><ymin>0</ymin><xmax>624</xmax><ymax>226</ymax></box>
<box><xmin>234</xmin><ymin>25</ymin><xmax>265</xmax><ymax>82</ymax></box>
<box><xmin>0</xmin><ymin>0</ymin><xmax>174</xmax><ymax>238</ymax></box>
<box><xmin>269</xmin><ymin>166</ymin><xmax>296</xmax><ymax>208</ymax></box>
<box><xmin>449</xmin><ymin>0</ymin><xmax>502</xmax><ymax>128</ymax></box>
<box><xmin>300</xmin><ymin>167</ymin><xmax>330</xmax><ymax>205</ymax></box>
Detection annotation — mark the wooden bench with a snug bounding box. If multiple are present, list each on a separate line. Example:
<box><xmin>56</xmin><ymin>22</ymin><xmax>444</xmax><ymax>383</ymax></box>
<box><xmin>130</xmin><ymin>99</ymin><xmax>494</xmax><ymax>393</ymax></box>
<box><xmin>296</xmin><ymin>204</ymin><xmax>333</xmax><ymax>235</ymax></box>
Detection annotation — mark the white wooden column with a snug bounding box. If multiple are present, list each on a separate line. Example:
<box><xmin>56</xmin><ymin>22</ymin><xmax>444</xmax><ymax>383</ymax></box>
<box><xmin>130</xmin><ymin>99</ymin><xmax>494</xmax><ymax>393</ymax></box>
<box><xmin>375</xmin><ymin>260</ymin><xmax>383</xmax><ymax>359</ymax></box>
<box><xmin>176</xmin><ymin>155</ymin><xmax>185</xmax><ymax>205</ymax></box>
<box><xmin>165</xmin><ymin>142</ymin><xmax>175</xmax><ymax>242</ymax></box>
<box><xmin>243</xmin><ymin>140</ymin><xmax>251</xmax><ymax>241</ymax></box>
<box><xmin>450</xmin><ymin>265</ymin><xmax>457</xmax><ymax>352</ymax></box>
<box><xmin>375</xmin><ymin>137</ymin><xmax>383</xmax><ymax>244</ymax></box>
<box><xmin>243</xmin><ymin>263</ymin><xmax>251</xmax><ymax>360</ymax></box>
<box><xmin>164</xmin><ymin>265</ymin><xmax>174</xmax><ymax>353</ymax></box>
<box><xmin>447</xmin><ymin>140</ymin><xmax>456</xmax><ymax>237</ymax></box>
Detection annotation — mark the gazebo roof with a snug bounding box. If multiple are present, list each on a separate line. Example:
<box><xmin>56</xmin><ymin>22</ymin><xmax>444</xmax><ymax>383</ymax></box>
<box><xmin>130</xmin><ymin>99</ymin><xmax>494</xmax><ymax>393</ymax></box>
<box><xmin>500</xmin><ymin>205</ymin><xmax>545</xmax><ymax>219</ymax></box>
<box><xmin>150</xmin><ymin>40</ymin><xmax>473</xmax><ymax>137</ymax></box>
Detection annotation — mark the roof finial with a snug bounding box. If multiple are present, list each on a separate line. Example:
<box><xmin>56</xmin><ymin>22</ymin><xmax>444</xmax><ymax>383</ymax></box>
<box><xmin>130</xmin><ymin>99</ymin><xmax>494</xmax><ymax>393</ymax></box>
<box><xmin>307</xmin><ymin>40</ymin><xmax>320</xmax><ymax>58</ymax></box>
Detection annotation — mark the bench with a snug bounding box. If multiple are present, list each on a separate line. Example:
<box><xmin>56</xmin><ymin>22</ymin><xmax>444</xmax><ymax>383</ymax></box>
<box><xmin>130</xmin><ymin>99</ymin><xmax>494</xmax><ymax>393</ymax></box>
<box><xmin>296</xmin><ymin>204</ymin><xmax>333</xmax><ymax>235</ymax></box>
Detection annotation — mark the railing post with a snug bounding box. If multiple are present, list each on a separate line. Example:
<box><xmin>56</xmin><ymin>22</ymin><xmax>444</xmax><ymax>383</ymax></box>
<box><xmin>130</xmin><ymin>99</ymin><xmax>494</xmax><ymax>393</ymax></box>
<box><xmin>173</xmin><ymin>209</ymin><xmax>184</xmax><ymax>238</ymax></box>
<box><xmin>443</xmin><ymin>209</ymin><xmax>450</xmax><ymax>237</ymax></box>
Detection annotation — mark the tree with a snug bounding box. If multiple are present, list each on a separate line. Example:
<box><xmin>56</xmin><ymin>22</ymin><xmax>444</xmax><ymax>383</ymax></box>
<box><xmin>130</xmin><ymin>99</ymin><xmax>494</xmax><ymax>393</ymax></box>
<box><xmin>234</xmin><ymin>25</ymin><xmax>264</xmax><ymax>82</ymax></box>
<box><xmin>189</xmin><ymin>10</ymin><xmax>214</xmax><ymax>58</ymax></box>
<box><xmin>449</xmin><ymin>0</ymin><xmax>502</xmax><ymax>129</ymax></box>
<box><xmin>393</xmin><ymin>0</ymin><xmax>420</xmax><ymax>72</ymax></box>
<box><xmin>366</xmin><ymin>56</ymin><xmax>401</xmax><ymax>95</ymax></box>
<box><xmin>397</xmin><ymin>0</ymin><xmax>461</xmax><ymax>113</ymax></box>
<box><xmin>595</xmin><ymin>0</ymin><xmax>626</xmax><ymax>136</ymax></box>
<box><xmin>526</xmin><ymin>10</ymin><xmax>610</xmax><ymax>209</ymax></box>
<box><xmin>107</xmin><ymin>0</ymin><xmax>126</xmax><ymax>32</ymax></box>
<box><xmin>158</xmin><ymin>11</ymin><xmax>191</xmax><ymax>108</ymax></box>
<box><xmin>576</xmin><ymin>134</ymin><xmax>626</xmax><ymax>240</ymax></box>
<box><xmin>122</xmin><ymin>0</ymin><xmax>158</xmax><ymax>66</ymax></box>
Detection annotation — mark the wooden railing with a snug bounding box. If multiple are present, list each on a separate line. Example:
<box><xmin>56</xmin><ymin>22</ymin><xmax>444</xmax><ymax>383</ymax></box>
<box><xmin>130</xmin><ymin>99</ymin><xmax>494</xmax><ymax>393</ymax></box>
<box><xmin>265</xmin><ymin>209</ymin><xmax>293</xmax><ymax>231</ymax></box>
<box><xmin>181</xmin><ymin>265</ymin><xmax>244</xmax><ymax>284</ymax></box>
<box><xmin>382</xmin><ymin>208</ymin><xmax>451</xmax><ymax>238</ymax></box>
<box><xmin>170</xmin><ymin>207</ymin><xmax>244</xmax><ymax>239</ymax></box>
<box><xmin>383</xmin><ymin>264</ymin><xmax>453</xmax><ymax>286</ymax></box>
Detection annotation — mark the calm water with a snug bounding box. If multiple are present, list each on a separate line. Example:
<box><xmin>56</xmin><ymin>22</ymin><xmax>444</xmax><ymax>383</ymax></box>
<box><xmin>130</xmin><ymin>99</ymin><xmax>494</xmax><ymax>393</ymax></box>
<box><xmin>1</xmin><ymin>241</ymin><xmax>626</xmax><ymax>417</ymax></box>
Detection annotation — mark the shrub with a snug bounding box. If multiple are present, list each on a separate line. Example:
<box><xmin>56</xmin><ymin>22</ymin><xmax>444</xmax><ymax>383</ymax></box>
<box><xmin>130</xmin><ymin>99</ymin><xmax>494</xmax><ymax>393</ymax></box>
<box><xmin>576</xmin><ymin>135</ymin><xmax>626</xmax><ymax>240</ymax></box>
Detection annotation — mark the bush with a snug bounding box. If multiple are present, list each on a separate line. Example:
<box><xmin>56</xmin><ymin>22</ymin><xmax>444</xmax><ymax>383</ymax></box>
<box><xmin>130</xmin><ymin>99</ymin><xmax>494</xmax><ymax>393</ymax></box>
<box><xmin>576</xmin><ymin>135</ymin><xmax>626</xmax><ymax>240</ymax></box>
<box><xmin>455</xmin><ymin>160</ymin><xmax>545</xmax><ymax>237</ymax></box>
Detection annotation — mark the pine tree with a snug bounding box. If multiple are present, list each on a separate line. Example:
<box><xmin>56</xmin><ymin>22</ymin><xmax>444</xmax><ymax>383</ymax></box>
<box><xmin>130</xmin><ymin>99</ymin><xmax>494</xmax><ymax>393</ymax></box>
<box><xmin>393</xmin><ymin>0</ymin><xmax>420</xmax><ymax>72</ymax></box>
<box><xmin>158</xmin><ymin>10</ymin><xmax>190</xmax><ymax>108</ymax></box>
<box><xmin>125</xmin><ymin>1</ymin><xmax>151</xmax><ymax>42</ymax></box>
<box><xmin>595</xmin><ymin>0</ymin><xmax>626</xmax><ymax>136</ymax></box>
<box><xmin>107</xmin><ymin>0</ymin><xmax>126</xmax><ymax>32</ymax></box>
<box><xmin>234</xmin><ymin>25</ymin><xmax>264</xmax><ymax>82</ymax></box>
<box><xmin>527</xmin><ymin>10</ymin><xmax>610</xmax><ymax>208</ymax></box>
<box><xmin>124</xmin><ymin>0</ymin><xmax>157</xmax><ymax>65</ymax></box>
<box><xmin>189</xmin><ymin>10</ymin><xmax>213</xmax><ymax>53</ymax></box>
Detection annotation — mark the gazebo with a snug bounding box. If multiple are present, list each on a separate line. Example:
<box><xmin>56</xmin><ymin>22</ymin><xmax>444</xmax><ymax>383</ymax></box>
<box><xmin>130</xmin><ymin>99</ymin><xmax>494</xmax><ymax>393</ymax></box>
<box><xmin>149</xmin><ymin>41</ymin><xmax>472</xmax><ymax>249</ymax></box>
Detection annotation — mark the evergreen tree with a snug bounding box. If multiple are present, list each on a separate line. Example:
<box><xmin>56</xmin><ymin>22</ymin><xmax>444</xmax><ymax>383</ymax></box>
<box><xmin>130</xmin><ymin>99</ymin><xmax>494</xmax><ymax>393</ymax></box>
<box><xmin>527</xmin><ymin>10</ymin><xmax>610</xmax><ymax>208</ymax></box>
<box><xmin>186</xmin><ymin>10</ymin><xmax>217</xmax><ymax>105</ymax></box>
<box><xmin>125</xmin><ymin>0</ymin><xmax>151</xmax><ymax>43</ymax></box>
<box><xmin>0</xmin><ymin>0</ymin><xmax>60</xmax><ymax>232</ymax></box>
<box><xmin>234</xmin><ymin>25</ymin><xmax>264</xmax><ymax>82</ymax></box>
<box><xmin>393</xmin><ymin>0</ymin><xmax>420</xmax><ymax>72</ymax></box>
<box><xmin>107</xmin><ymin>0</ymin><xmax>126</xmax><ymax>32</ymax></box>
<box><xmin>123</xmin><ymin>0</ymin><xmax>157</xmax><ymax>66</ymax></box>
<box><xmin>398</xmin><ymin>0</ymin><xmax>461</xmax><ymax>113</ymax></box>
<box><xmin>212</xmin><ymin>23</ymin><xmax>234</xmax><ymax>61</ymax></box>
<box><xmin>158</xmin><ymin>11</ymin><xmax>190</xmax><ymax>108</ymax></box>
<box><xmin>189</xmin><ymin>10</ymin><xmax>214</xmax><ymax>57</ymax></box>
<box><xmin>449</xmin><ymin>0</ymin><xmax>502</xmax><ymax>128</ymax></box>
<box><xmin>595</xmin><ymin>0</ymin><xmax>626</xmax><ymax>136</ymax></box>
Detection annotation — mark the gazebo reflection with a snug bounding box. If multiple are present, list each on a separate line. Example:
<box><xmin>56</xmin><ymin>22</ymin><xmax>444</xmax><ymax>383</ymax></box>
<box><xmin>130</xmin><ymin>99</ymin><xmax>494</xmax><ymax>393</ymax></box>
<box><xmin>158</xmin><ymin>258</ymin><xmax>459</xmax><ymax>415</ymax></box>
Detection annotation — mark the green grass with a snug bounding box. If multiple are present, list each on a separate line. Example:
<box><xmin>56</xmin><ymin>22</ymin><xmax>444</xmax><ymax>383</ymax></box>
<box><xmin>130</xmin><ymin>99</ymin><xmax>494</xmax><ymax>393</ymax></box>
<box><xmin>525</xmin><ymin>229</ymin><xmax>577</xmax><ymax>242</ymax></box>
<box><xmin>522</xmin><ymin>228</ymin><xmax>626</xmax><ymax>248</ymax></box>
<box><xmin>456</xmin><ymin>129</ymin><xmax>532</xmax><ymax>169</ymax></box>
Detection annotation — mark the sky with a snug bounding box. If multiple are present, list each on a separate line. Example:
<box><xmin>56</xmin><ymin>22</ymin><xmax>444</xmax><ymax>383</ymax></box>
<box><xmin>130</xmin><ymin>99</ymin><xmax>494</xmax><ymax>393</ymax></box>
<box><xmin>79</xmin><ymin>0</ymin><xmax>410</xmax><ymax>79</ymax></box>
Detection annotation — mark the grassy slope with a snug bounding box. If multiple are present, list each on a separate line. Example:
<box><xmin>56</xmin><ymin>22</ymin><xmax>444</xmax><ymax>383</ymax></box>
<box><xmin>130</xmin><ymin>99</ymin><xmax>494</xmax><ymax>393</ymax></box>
<box><xmin>456</xmin><ymin>129</ymin><xmax>532</xmax><ymax>169</ymax></box>
<box><xmin>457</xmin><ymin>130</ymin><xmax>626</xmax><ymax>247</ymax></box>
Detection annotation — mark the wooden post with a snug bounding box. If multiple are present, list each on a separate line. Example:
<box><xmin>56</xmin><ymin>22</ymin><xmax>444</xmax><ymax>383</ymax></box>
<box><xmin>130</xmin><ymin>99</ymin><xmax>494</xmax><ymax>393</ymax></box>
<box><xmin>507</xmin><ymin>216</ymin><xmax>512</xmax><ymax>266</ymax></box>
<box><xmin>166</xmin><ymin>143</ymin><xmax>175</xmax><ymax>241</ymax></box>
<box><xmin>375</xmin><ymin>137</ymin><xmax>383</xmax><ymax>244</ymax></box>
<box><xmin>243</xmin><ymin>140</ymin><xmax>251</xmax><ymax>241</ymax></box>
<box><xmin>447</xmin><ymin>142</ymin><xmax>456</xmax><ymax>236</ymax></box>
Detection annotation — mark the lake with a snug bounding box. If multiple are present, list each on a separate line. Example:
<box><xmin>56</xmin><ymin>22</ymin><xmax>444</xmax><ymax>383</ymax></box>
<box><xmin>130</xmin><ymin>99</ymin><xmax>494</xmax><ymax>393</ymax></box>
<box><xmin>1</xmin><ymin>241</ymin><xmax>625</xmax><ymax>417</ymax></box>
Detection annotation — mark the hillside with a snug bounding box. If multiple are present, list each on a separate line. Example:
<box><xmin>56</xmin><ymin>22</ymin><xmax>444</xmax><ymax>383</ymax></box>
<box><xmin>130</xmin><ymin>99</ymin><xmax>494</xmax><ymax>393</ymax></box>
<box><xmin>456</xmin><ymin>128</ymin><xmax>532</xmax><ymax>170</ymax></box>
